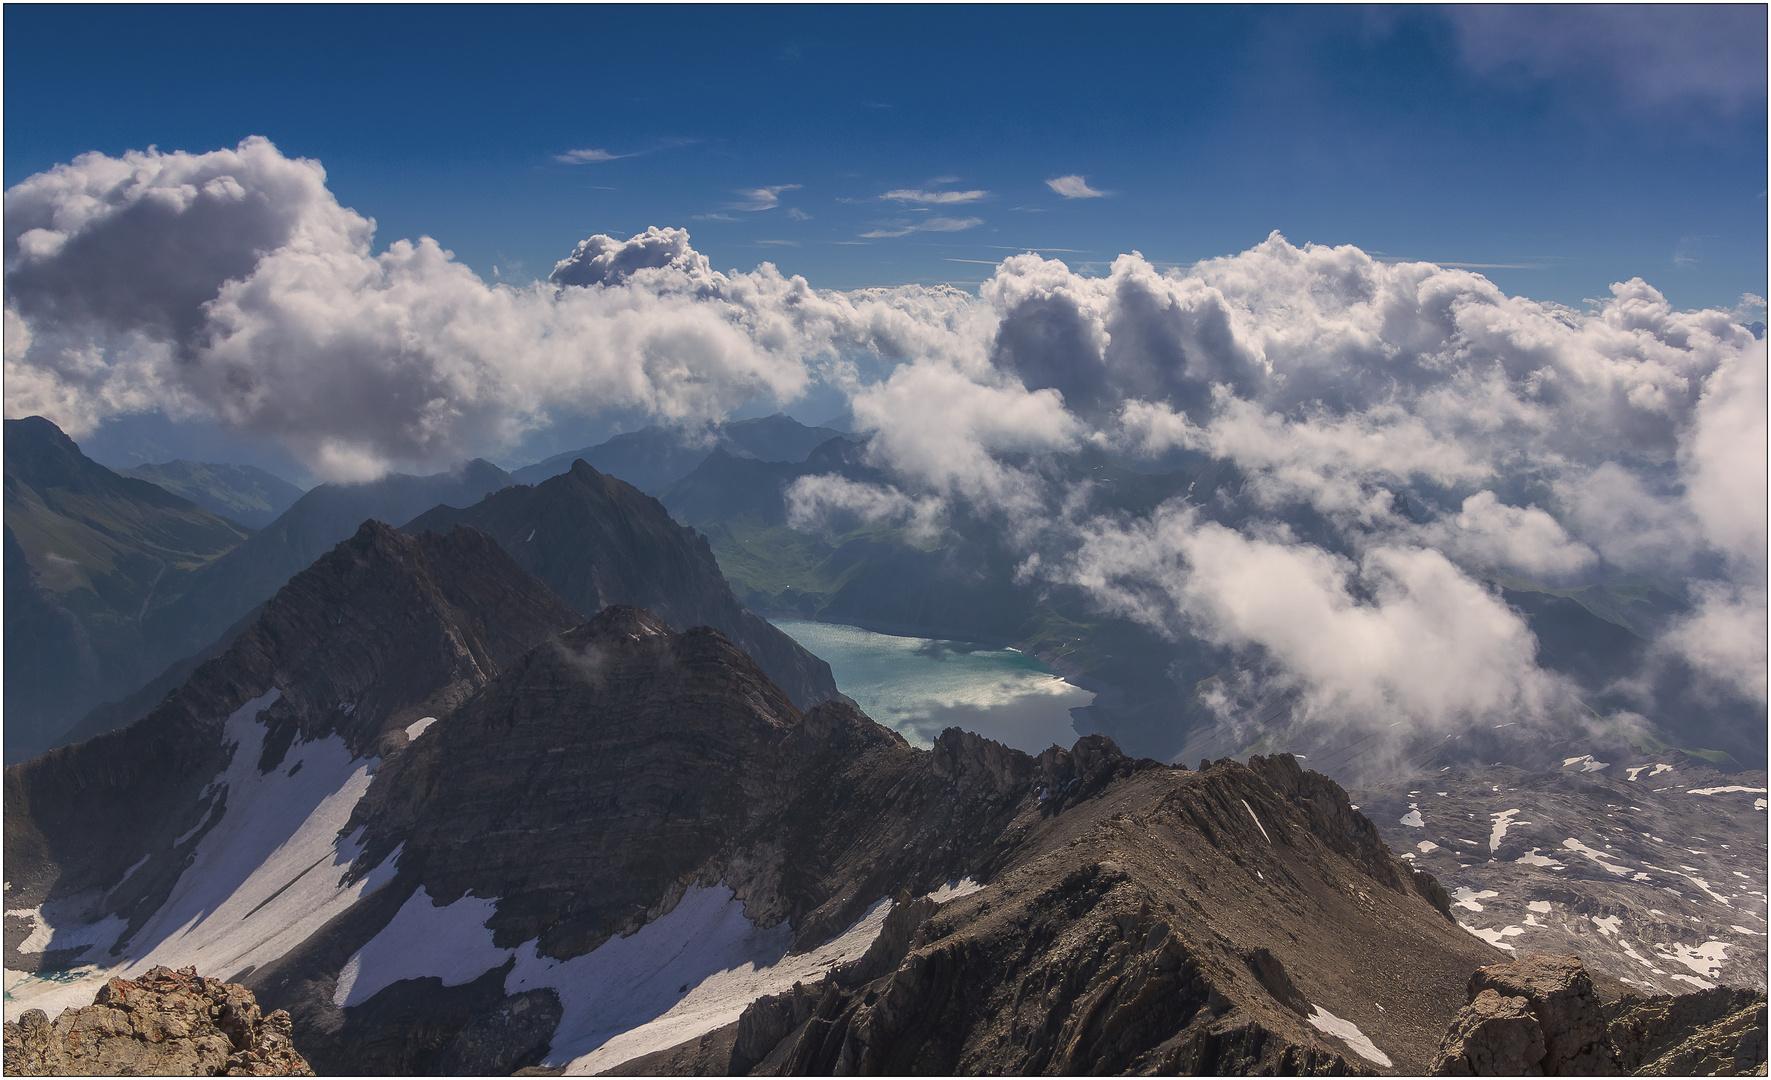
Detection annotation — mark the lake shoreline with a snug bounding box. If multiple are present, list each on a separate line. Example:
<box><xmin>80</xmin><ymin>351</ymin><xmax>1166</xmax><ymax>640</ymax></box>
<box><xmin>765</xmin><ymin>616</ymin><xmax>1097</xmax><ymax>756</ymax></box>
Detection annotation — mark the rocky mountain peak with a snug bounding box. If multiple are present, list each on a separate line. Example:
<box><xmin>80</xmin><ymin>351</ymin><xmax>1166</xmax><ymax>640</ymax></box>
<box><xmin>572</xmin><ymin>602</ymin><xmax>675</xmax><ymax>644</ymax></box>
<box><xmin>402</xmin><ymin>459</ymin><xmax>840</xmax><ymax>709</ymax></box>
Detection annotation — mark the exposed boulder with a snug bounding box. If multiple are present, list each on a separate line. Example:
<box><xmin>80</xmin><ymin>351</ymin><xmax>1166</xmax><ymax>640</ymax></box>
<box><xmin>1466</xmin><ymin>953</ymin><xmax>1611</xmax><ymax>1074</ymax></box>
<box><xmin>1432</xmin><ymin>990</ymin><xmax>1546</xmax><ymax>1076</ymax></box>
<box><xmin>1431</xmin><ymin>953</ymin><xmax>1768</xmax><ymax>1076</ymax></box>
<box><xmin>2</xmin><ymin>965</ymin><xmax>311</xmax><ymax>1076</ymax></box>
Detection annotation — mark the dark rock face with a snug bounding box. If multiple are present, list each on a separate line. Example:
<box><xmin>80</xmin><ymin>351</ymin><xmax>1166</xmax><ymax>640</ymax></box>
<box><xmin>137</xmin><ymin>460</ymin><xmax>515</xmax><ymax>688</ymax></box>
<box><xmin>1606</xmin><ymin>986</ymin><xmax>1768</xmax><ymax>1077</ymax></box>
<box><xmin>1434</xmin><ymin>990</ymin><xmax>1546</xmax><ymax>1076</ymax></box>
<box><xmin>1465</xmin><ymin>953</ymin><xmax>1610</xmax><ymax>1073</ymax></box>
<box><xmin>357</xmin><ymin>605</ymin><xmax>836</xmax><ymax>958</ymax></box>
<box><xmin>2</xmin><ymin>964</ymin><xmax>311</xmax><ymax>1076</ymax></box>
<box><xmin>685</xmin><ymin>750</ymin><xmax>1490</xmax><ymax>1077</ymax></box>
<box><xmin>1430</xmin><ymin>953</ymin><xmax>1768</xmax><ymax>1076</ymax></box>
<box><xmin>402</xmin><ymin>459</ymin><xmax>839</xmax><ymax>710</ymax></box>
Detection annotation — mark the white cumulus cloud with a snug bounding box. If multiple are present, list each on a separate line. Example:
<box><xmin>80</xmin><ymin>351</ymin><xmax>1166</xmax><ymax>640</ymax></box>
<box><xmin>1046</xmin><ymin>175</ymin><xmax>1107</xmax><ymax>198</ymax></box>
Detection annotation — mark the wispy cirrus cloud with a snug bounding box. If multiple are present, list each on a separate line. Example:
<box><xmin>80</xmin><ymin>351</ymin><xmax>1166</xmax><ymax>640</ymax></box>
<box><xmin>1447</xmin><ymin>5</ymin><xmax>1767</xmax><ymax>114</ymax></box>
<box><xmin>731</xmin><ymin>185</ymin><xmax>802</xmax><ymax>211</ymax></box>
<box><xmin>860</xmin><ymin>216</ymin><xmax>984</xmax><ymax>239</ymax></box>
<box><xmin>882</xmin><ymin>188</ymin><xmax>990</xmax><ymax>205</ymax></box>
<box><xmin>555</xmin><ymin>148</ymin><xmax>632</xmax><ymax>164</ymax></box>
<box><xmin>1046</xmin><ymin>175</ymin><xmax>1108</xmax><ymax>198</ymax></box>
<box><xmin>554</xmin><ymin>139</ymin><xmax>695</xmax><ymax>165</ymax></box>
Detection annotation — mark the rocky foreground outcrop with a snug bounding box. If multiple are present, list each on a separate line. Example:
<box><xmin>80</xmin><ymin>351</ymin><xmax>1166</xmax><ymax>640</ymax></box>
<box><xmin>2</xmin><ymin>965</ymin><xmax>311</xmax><ymax>1076</ymax></box>
<box><xmin>1431</xmin><ymin>953</ymin><xmax>1767</xmax><ymax>1075</ymax></box>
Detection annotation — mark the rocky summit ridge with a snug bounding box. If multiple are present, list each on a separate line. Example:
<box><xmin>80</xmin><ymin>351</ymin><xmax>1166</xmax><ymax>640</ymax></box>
<box><xmin>5</xmin><ymin>517</ymin><xmax>1765</xmax><ymax>1076</ymax></box>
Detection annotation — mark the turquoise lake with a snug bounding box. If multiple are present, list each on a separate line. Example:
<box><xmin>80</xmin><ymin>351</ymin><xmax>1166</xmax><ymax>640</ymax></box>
<box><xmin>769</xmin><ymin>619</ymin><xmax>1094</xmax><ymax>754</ymax></box>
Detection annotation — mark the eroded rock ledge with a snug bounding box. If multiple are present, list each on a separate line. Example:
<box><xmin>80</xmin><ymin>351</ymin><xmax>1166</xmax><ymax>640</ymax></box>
<box><xmin>3</xmin><ymin>965</ymin><xmax>312</xmax><ymax>1076</ymax></box>
<box><xmin>1431</xmin><ymin>953</ymin><xmax>1767</xmax><ymax>1076</ymax></box>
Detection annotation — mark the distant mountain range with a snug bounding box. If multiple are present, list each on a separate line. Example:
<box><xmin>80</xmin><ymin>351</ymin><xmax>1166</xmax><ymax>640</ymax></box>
<box><xmin>5</xmin><ymin>416</ymin><xmax>836</xmax><ymax>761</ymax></box>
<box><xmin>12</xmin><ymin>412</ymin><xmax>1754</xmax><ymax>776</ymax></box>
<box><xmin>135</xmin><ymin>458</ymin><xmax>517</xmax><ymax>679</ymax></box>
<box><xmin>652</xmin><ymin>427</ymin><xmax>1760</xmax><ymax>775</ymax></box>
<box><xmin>5</xmin><ymin>417</ymin><xmax>253</xmax><ymax>757</ymax></box>
<box><xmin>510</xmin><ymin>413</ymin><xmax>847</xmax><ymax>492</ymax></box>
<box><xmin>6</xmin><ymin>415</ymin><xmax>1763</xmax><ymax>1076</ymax></box>
<box><xmin>116</xmin><ymin>460</ymin><xmax>304</xmax><ymax>529</ymax></box>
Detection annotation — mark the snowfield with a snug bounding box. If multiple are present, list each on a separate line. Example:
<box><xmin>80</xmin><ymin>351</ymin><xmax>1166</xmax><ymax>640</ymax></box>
<box><xmin>5</xmin><ymin>690</ymin><xmax>400</xmax><ymax>1021</ymax></box>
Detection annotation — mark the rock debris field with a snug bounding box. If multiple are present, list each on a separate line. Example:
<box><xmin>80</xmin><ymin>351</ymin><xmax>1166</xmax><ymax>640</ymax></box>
<box><xmin>1355</xmin><ymin>754</ymin><xmax>1768</xmax><ymax>998</ymax></box>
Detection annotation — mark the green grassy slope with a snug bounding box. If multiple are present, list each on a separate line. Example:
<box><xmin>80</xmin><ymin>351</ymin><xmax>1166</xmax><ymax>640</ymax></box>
<box><xmin>4</xmin><ymin>417</ymin><xmax>252</xmax><ymax>758</ymax></box>
<box><xmin>120</xmin><ymin>460</ymin><xmax>304</xmax><ymax>529</ymax></box>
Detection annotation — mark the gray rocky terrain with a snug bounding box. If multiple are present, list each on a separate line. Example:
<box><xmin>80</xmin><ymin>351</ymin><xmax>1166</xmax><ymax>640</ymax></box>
<box><xmin>4</xmin><ymin>520</ymin><xmax>1494</xmax><ymax>1073</ymax></box>
<box><xmin>1354</xmin><ymin>757</ymin><xmax>1768</xmax><ymax>998</ymax></box>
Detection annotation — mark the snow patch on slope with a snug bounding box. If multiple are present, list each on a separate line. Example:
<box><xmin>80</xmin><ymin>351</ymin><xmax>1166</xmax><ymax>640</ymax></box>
<box><xmin>926</xmin><ymin>877</ymin><xmax>985</xmax><ymax>903</ymax></box>
<box><xmin>1241</xmin><ymin>800</ymin><xmax>1272</xmax><ymax>843</ymax></box>
<box><xmin>1460</xmin><ymin>922</ymin><xmax>1525</xmax><ymax>951</ymax></box>
<box><xmin>533</xmin><ymin>886</ymin><xmax>894</xmax><ymax>1075</ymax></box>
<box><xmin>1306</xmin><ymin>1004</ymin><xmax>1392</xmax><ymax>1068</ymax></box>
<box><xmin>4</xmin><ymin>902</ymin><xmax>126</xmax><ymax>959</ymax></box>
<box><xmin>335</xmin><ymin>887</ymin><xmax>506</xmax><ymax>1007</ymax></box>
<box><xmin>1489</xmin><ymin>809</ymin><xmax>1525</xmax><ymax>852</ymax></box>
<box><xmin>4</xmin><ymin>689</ymin><xmax>397</xmax><ymax>1021</ymax></box>
<box><xmin>1452</xmin><ymin>887</ymin><xmax>1499</xmax><ymax>912</ymax></box>
<box><xmin>1563</xmin><ymin>838</ymin><xmax>1633</xmax><ymax>876</ymax></box>
<box><xmin>1661</xmin><ymin>940</ymin><xmax>1730</xmax><ymax>979</ymax></box>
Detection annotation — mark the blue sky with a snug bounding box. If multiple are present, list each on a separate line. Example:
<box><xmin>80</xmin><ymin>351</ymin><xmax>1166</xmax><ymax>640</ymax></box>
<box><xmin>7</xmin><ymin>4</ymin><xmax>1764</xmax><ymax>310</ymax></box>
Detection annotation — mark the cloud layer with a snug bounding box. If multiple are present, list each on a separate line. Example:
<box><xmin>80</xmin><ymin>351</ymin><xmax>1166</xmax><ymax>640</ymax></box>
<box><xmin>7</xmin><ymin>138</ymin><xmax>1762</xmax><ymax>744</ymax></box>
<box><xmin>4</xmin><ymin>141</ymin><xmax>962</xmax><ymax>480</ymax></box>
